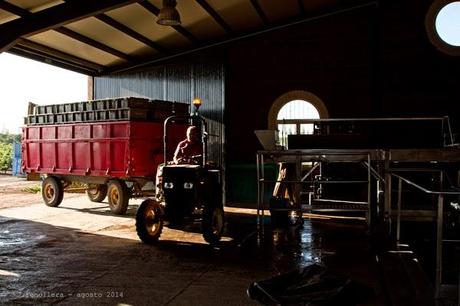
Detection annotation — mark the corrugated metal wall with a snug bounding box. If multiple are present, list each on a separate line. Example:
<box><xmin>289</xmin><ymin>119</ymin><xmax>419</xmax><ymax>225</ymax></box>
<box><xmin>93</xmin><ymin>63</ymin><xmax>225</xmax><ymax>166</ymax></box>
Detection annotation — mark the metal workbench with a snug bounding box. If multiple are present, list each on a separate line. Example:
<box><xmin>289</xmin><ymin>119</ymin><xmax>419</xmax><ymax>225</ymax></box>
<box><xmin>256</xmin><ymin>147</ymin><xmax>460</xmax><ymax>300</ymax></box>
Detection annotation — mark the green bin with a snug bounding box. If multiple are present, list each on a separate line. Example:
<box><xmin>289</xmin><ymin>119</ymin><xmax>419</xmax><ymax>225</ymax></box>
<box><xmin>226</xmin><ymin>163</ymin><xmax>278</xmax><ymax>204</ymax></box>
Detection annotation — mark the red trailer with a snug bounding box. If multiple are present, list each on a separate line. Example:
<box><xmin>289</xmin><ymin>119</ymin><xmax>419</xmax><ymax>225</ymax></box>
<box><xmin>22</xmin><ymin>98</ymin><xmax>188</xmax><ymax>214</ymax></box>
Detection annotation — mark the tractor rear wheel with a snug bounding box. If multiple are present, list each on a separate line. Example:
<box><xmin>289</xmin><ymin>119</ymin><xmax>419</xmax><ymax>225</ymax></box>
<box><xmin>136</xmin><ymin>199</ymin><xmax>164</xmax><ymax>244</ymax></box>
<box><xmin>41</xmin><ymin>176</ymin><xmax>64</xmax><ymax>207</ymax></box>
<box><xmin>86</xmin><ymin>184</ymin><xmax>107</xmax><ymax>202</ymax></box>
<box><xmin>107</xmin><ymin>180</ymin><xmax>129</xmax><ymax>215</ymax></box>
<box><xmin>202</xmin><ymin>206</ymin><xmax>225</xmax><ymax>245</ymax></box>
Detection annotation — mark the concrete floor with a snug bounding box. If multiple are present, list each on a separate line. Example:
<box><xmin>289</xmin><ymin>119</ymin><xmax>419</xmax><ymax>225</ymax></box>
<box><xmin>0</xmin><ymin>176</ymin><xmax>385</xmax><ymax>305</ymax></box>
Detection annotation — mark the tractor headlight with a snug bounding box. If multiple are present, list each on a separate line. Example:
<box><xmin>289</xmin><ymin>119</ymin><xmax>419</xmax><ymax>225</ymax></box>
<box><xmin>164</xmin><ymin>182</ymin><xmax>174</xmax><ymax>189</ymax></box>
<box><xmin>184</xmin><ymin>182</ymin><xmax>194</xmax><ymax>189</ymax></box>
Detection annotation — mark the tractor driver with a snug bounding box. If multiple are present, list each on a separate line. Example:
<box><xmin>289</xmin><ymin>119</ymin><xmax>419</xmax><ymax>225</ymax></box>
<box><xmin>173</xmin><ymin>126</ymin><xmax>202</xmax><ymax>164</ymax></box>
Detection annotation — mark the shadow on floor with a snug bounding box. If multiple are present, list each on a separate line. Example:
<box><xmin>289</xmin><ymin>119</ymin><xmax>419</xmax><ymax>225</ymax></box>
<box><xmin>0</xmin><ymin>209</ymin><xmax>385</xmax><ymax>305</ymax></box>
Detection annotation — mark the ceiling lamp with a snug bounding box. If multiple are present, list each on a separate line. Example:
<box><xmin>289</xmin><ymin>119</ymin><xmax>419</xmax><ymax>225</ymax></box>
<box><xmin>157</xmin><ymin>0</ymin><xmax>181</xmax><ymax>26</ymax></box>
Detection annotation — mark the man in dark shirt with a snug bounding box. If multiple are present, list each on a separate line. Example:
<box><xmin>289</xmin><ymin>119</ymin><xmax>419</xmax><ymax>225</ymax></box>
<box><xmin>173</xmin><ymin>126</ymin><xmax>202</xmax><ymax>164</ymax></box>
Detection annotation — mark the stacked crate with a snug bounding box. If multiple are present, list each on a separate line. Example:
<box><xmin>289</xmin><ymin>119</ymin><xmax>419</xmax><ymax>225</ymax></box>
<box><xmin>24</xmin><ymin>97</ymin><xmax>189</xmax><ymax>125</ymax></box>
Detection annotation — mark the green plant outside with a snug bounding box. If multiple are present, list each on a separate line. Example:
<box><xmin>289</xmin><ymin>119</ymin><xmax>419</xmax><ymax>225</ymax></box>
<box><xmin>0</xmin><ymin>143</ymin><xmax>12</xmax><ymax>172</ymax></box>
<box><xmin>0</xmin><ymin>133</ymin><xmax>21</xmax><ymax>173</ymax></box>
<box><xmin>22</xmin><ymin>185</ymin><xmax>41</xmax><ymax>194</ymax></box>
<box><xmin>0</xmin><ymin>133</ymin><xmax>21</xmax><ymax>144</ymax></box>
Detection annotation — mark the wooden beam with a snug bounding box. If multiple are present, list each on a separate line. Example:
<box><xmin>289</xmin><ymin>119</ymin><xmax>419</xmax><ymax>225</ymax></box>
<box><xmin>194</xmin><ymin>0</ymin><xmax>232</xmax><ymax>34</ymax></box>
<box><xmin>0</xmin><ymin>0</ymin><xmax>138</xmax><ymax>52</ymax></box>
<box><xmin>138</xmin><ymin>1</ymin><xmax>199</xmax><ymax>44</ymax></box>
<box><xmin>250</xmin><ymin>0</ymin><xmax>269</xmax><ymax>25</ymax></box>
<box><xmin>54</xmin><ymin>27</ymin><xmax>135</xmax><ymax>62</ymax></box>
<box><xmin>95</xmin><ymin>14</ymin><xmax>169</xmax><ymax>53</ymax></box>
<box><xmin>17</xmin><ymin>39</ymin><xmax>105</xmax><ymax>72</ymax></box>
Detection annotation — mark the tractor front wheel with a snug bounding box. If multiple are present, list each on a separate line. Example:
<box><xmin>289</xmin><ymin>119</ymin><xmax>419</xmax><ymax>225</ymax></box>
<box><xmin>136</xmin><ymin>199</ymin><xmax>164</xmax><ymax>244</ymax></box>
<box><xmin>202</xmin><ymin>206</ymin><xmax>225</xmax><ymax>245</ymax></box>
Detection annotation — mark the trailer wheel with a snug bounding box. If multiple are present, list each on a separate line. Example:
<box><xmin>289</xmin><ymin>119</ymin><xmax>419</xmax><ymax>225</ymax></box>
<box><xmin>41</xmin><ymin>176</ymin><xmax>64</xmax><ymax>207</ymax></box>
<box><xmin>136</xmin><ymin>199</ymin><xmax>164</xmax><ymax>244</ymax></box>
<box><xmin>107</xmin><ymin>180</ymin><xmax>129</xmax><ymax>215</ymax></box>
<box><xmin>86</xmin><ymin>184</ymin><xmax>107</xmax><ymax>202</ymax></box>
<box><xmin>202</xmin><ymin>206</ymin><xmax>225</xmax><ymax>245</ymax></box>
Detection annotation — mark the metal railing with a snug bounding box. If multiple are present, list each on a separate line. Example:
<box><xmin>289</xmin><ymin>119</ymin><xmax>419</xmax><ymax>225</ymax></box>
<box><xmin>390</xmin><ymin>170</ymin><xmax>460</xmax><ymax>300</ymax></box>
<box><xmin>256</xmin><ymin>150</ymin><xmax>374</xmax><ymax>231</ymax></box>
<box><xmin>277</xmin><ymin>116</ymin><xmax>456</xmax><ymax>147</ymax></box>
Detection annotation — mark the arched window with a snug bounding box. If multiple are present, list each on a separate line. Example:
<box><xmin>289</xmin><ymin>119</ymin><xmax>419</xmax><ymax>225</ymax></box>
<box><xmin>277</xmin><ymin>100</ymin><xmax>320</xmax><ymax>136</ymax></box>
<box><xmin>269</xmin><ymin>90</ymin><xmax>328</xmax><ymax>147</ymax></box>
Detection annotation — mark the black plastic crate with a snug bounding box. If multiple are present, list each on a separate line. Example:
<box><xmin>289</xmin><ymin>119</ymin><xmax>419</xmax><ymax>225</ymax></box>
<box><xmin>96</xmin><ymin>110</ymin><xmax>108</xmax><ymax>120</ymax></box>
<box><xmin>108</xmin><ymin>99</ymin><xmax>124</xmax><ymax>109</ymax></box>
<box><xmin>55</xmin><ymin>113</ymin><xmax>65</xmax><ymax>123</ymax></box>
<box><xmin>108</xmin><ymin>110</ymin><xmax>121</xmax><ymax>120</ymax></box>
<box><xmin>65</xmin><ymin>113</ymin><xmax>74</xmax><ymax>122</ymax></box>
<box><xmin>85</xmin><ymin>102</ymin><xmax>95</xmax><ymax>111</ymax></box>
<box><xmin>56</xmin><ymin>104</ymin><xmax>66</xmax><ymax>113</ymax></box>
<box><xmin>25</xmin><ymin>116</ymin><xmax>36</xmax><ymax>125</ymax></box>
<box><xmin>149</xmin><ymin>109</ymin><xmax>170</xmax><ymax>122</ymax></box>
<box><xmin>35</xmin><ymin>114</ymin><xmax>54</xmax><ymax>124</ymax></box>
<box><xmin>171</xmin><ymin>102</ymin><xmax>189</xmax><ymax>114</ymax></box>
<box><xmin>64</xmin><ymin>104</ymin><xmax>73</xmax><ymax>112</ymax></box>
<box><xmin>45</xmin><ymin>105</ymin><xmax>55</xmax><ymax>114</ymax></box>
<box><xmin>35</xmin><ymin>105</ymin><xmax>53</xmax><ymax>114</ymax></box>
<box><xmin>95</xmin><ymin>100</ymin><xmax>108</xmax><ymax>110</ymax></box>
<box><xmin>84</xmin><ymin>111</ymin><xmax>96</xmax><ymax>121</ymax></box>
<box><xmin>75</xmin><ymin>103</ymin><xmax>87</xmax><ymax>112</ymax></box>
<box><xmin>120</xmin><ymin>109</ymin><xmax>129</xmax><ymax>120</ymax></box>
<box><xmin>74</xmin><ymin>112</ymin><xmax>83</xmax><ymax>122</ymax></box>
<box><xmin>25</xmin><ymin>98</ymin><xmax>190</xmax><ymax>125</ymax></box>
<box><xmin>34</xmin><ymin>106</ymin><xmax>42</xmax><ymax>114</ymax></box>
<box><xmin>151</xmin><ymin>100</ymin><xmax>190</xmax><ymax>114</ymax></box>
<box><xmin>128</xmin><ymin>109</ymin><xmax>149</xmax><ymax>120</ymax></box>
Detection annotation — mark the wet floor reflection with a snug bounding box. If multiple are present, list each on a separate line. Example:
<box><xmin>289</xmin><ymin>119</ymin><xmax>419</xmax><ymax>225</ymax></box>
<box><xmin>230</xmin><ymin>214</ymin><xmax>370</xmax><ymax>276</ymax></box>
<box><xmin>269</xmin><ymin>223</ymin><xmax>320</xmax><ymax>272</ymax></box>
<box><xmin>234</xmin><ymin>214</ymin><xmax>384</xmax><ymax>305</ymax></box>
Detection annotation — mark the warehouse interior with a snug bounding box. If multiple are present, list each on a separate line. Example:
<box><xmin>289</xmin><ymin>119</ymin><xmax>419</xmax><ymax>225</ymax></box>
<box><xmin>1</xmin><ymin>0</ymin><xmax>460</xmax><ymax>305</ymax></box>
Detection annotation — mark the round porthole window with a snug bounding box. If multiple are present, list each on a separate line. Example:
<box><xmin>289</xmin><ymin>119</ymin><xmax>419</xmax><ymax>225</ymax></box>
<box><xmin>426</xmin><ymin>0</ymin><xmax>460</xmax><ymax>55</ymax></box>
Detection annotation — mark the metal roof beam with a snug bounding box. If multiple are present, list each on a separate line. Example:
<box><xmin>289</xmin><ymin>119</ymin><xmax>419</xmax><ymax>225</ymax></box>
<box><xmin>0</xmin><ymin>1</ymin><xmax>29</xmax><ymax>17</ymax></box>
<box><xmin>54</xmin><ymin>27</ymin><xmax>135</xmax><ymax>62</ymax></box>
<box><xmin>138</xmin><ymin>1</ymin><xmax>199</xmax><ymax>44</ymax></box>
<box><xmin>250</xmin><ymin>0</ymin><xmax>269</xmax><ymax>25</ymax></box>
<box><xmin>0</xmin><ymin>1</ymin><xmax>135</xmax><ymax>63</ymax></box>
<box><xmin>194</xmin><ymin>0</ymin><xmax>232</xmax><ymax>34</ymax></box>
<box><xmin>94</xmin><ymin>14</ymin><xmax>170</xmax><ymax>54</ymax></box>
<box><xmin>9</xmin><ymin>47</ymin><xmax>99</xmax><ymax>76</ymax></box>
<box><xmin>17</xmin><ymin>39</ymin><xmax>105</xmax><ymax>73</ymax></box>
<box><xmin>0</xmin><ymin>0</ymin><xmax>138</xmax><ymax>52</ymax></box>
<box><xmin>298</xmin><ymin>0</ymin><xmax>306</xmax><ymax>15</ymax></box>
<box><xmin>109</xmin><ymin>1</ymin><xmax>378</xmax><ymax>74</ymax></box>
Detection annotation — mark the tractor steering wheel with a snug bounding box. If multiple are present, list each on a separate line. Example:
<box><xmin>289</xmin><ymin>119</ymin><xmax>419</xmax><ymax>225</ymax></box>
<box><xmin>176</xmin><ymin>154</ymin><xmax>202</xmax><ymax>165</ymax></box>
